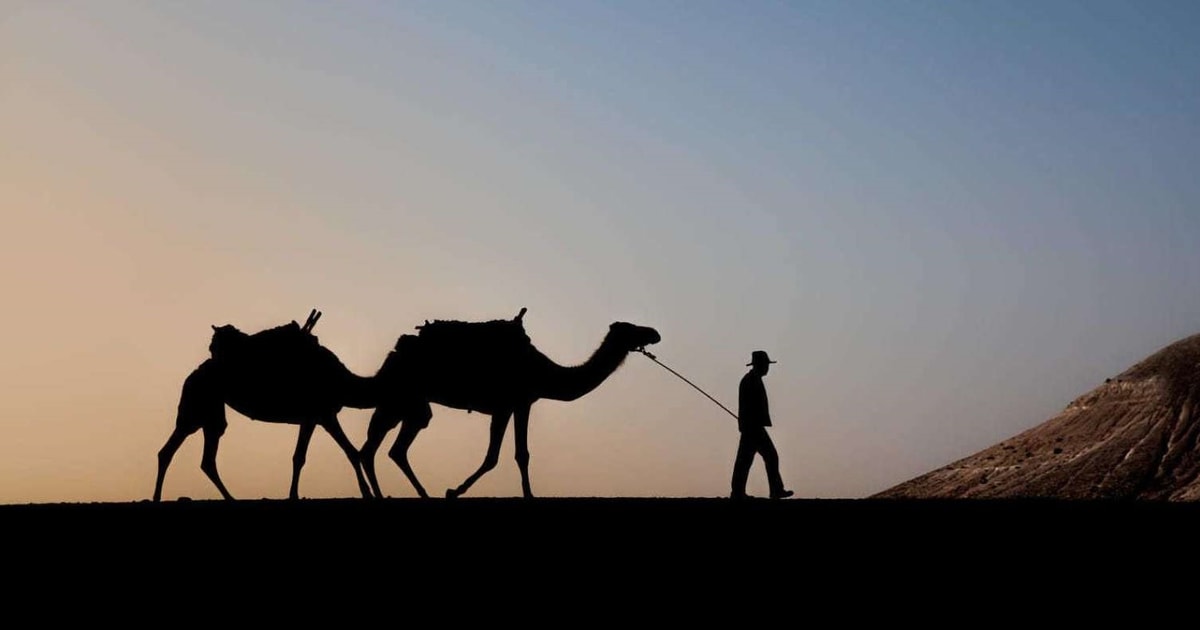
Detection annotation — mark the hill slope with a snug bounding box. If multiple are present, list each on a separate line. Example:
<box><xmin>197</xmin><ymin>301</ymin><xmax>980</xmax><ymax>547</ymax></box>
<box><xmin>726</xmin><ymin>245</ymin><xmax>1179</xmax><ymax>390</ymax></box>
<box><xmin>876</xmin><ymin>333</ymin><xmax>1200</xmax><ymax>500</ymax></box>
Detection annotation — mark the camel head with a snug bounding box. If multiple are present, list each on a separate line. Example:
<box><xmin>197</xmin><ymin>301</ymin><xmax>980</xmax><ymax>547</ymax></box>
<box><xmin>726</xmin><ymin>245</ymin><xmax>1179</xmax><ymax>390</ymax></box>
<box><xmin>607</xmin><ymin>322</ymin><xmax>661</xmax><ymax>353</ymax></box>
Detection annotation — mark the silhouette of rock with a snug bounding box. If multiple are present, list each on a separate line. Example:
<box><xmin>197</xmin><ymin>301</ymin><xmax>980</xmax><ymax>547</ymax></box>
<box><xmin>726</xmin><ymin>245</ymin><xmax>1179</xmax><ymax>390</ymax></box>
<box><xmin>876</xmin><ymin>332</ymin><xmax>1200</xmax><ymax>500</ymax></box>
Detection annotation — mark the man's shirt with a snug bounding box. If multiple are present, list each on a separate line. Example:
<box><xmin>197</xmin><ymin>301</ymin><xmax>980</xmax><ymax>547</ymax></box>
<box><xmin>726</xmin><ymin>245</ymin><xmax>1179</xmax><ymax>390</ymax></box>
<box><xmin>738</xmin><ymin>371</ymin><xmax>771</xmax><ymax>432</ymax></box>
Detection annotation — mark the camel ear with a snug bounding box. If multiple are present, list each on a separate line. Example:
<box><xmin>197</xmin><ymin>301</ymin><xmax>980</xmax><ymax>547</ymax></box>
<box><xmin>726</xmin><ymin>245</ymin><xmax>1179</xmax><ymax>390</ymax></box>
<box><xmin>212</xmin><ymin>325</ymin><xmax>218</xmax><ymax>331</ymax></box>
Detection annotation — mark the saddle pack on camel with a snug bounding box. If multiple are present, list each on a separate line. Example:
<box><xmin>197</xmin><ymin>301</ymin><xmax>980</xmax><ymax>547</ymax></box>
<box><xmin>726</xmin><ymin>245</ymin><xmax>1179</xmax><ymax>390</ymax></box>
<box><xmin>208</xmin><ymin>309</ymin><xmax>335</xmax><ymax>378</ymax></box>
<box><xmin>387</xmin><ymin>307</ymin><xmax>535</xmax><ymax>401</ymax></box>
<box><xmin>409</xmin><ymin>307</ymin><xmax>532</xmax><ymax>359</ymax></box>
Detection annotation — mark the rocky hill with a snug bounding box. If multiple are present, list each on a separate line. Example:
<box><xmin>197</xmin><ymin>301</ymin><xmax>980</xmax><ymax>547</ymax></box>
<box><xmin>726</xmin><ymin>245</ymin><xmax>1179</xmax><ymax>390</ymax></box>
<box><xmin>876</xmin><ymin>333</ymin><xmax>1200</xmax><ymax>500</ymax></box>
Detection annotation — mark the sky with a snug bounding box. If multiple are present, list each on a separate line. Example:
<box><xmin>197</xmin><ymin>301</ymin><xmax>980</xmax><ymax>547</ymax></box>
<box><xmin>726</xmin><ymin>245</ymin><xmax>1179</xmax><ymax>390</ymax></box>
<box><xmin>2</xmin><ymin>1</ymin><xmax>1199</xmax><ymax>503</ymax></box>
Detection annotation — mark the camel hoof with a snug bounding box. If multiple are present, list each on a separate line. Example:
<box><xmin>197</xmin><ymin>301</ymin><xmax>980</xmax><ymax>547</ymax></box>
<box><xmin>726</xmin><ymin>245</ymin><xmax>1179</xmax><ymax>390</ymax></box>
<box><xmin>445</xmin><ymin>488</ymin><xmax>460</xmax><ymax>499</ymax></box>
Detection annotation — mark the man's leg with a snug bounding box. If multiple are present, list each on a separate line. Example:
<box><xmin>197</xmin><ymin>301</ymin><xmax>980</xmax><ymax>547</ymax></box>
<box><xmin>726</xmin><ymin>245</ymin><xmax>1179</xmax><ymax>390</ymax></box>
<box><xmin>730</xmin><ymin>432</ymin><xmax>755</xmax><ymax>498</ymax></box>
<box><xmin>759</xmin><ymin>429</ymin><xmax>791</xmax><ymax>498</ymax></box>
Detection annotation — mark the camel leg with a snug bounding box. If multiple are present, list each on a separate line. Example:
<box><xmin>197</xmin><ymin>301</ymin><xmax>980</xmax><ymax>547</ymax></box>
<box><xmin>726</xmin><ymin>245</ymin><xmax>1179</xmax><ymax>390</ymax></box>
<box><xmin>388</xmin><ymin>419</ymin><xmax>429</xmax><ymax>499</ymax></box>
<box><xmin>361</xmin><ymin>407</ymin><xmax>401</xmax><ymax>499</ymax></box>
<box><xmin>320</xmin><ymin>415</ymin><xmax>372</xmax><ymax>499</ymax></box>
<box><xmin>200</xmin><ymin>423</ymin><xmax>234</xmax><ymax>500</ymax></box>
<box><xmin>157</xmin><ymin>361</ymin><xmax>221</xmax><ymax>502</ymax></box>
<box><xmin>289</xmin><ymin>423</ymin><xmax>316</xmax><ymax>500</ymax></box>
<box><xmin>154</xmin><ymin>425</ymin><xmax>196</xmax><ymax>502</ymax></box>
<box><xmin>447</xmin><ymin>411</ymin><xmax>511</xmax><ymax>499</ymax></box>
<box><xmin>513</xmin><ymin>404</ymin><xmax>534</xmax><ymax>499</ymax></box>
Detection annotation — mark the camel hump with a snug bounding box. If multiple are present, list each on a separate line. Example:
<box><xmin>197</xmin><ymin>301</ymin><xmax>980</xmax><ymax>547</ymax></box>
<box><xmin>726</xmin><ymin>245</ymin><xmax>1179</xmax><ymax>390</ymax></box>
<box><xmin>209</xmin><ymin>318</ymin><xmax>341</xmax><ymax>376</ymax></box>
<box><xmin>407</xmin><ymin>311</ymin><xmax>534</xmax><ymax>368</ymax></box>
<box><xmin>416</xmin><ymin>314</ymin><xmax>530</xmax><ymax>348</ymax></box>
<box><xmin>253</xmin><ymin>320</ymin><xmax>319</xmax><ymax>346</ymax></box>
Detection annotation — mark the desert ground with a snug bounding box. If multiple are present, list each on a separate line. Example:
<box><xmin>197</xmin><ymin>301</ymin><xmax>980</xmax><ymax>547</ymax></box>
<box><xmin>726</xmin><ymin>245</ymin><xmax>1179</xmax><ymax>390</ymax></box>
<box><xmin>6</xmin><ymin>497</ymin><xmax>1195</xmax><ymax>582</ymax></box>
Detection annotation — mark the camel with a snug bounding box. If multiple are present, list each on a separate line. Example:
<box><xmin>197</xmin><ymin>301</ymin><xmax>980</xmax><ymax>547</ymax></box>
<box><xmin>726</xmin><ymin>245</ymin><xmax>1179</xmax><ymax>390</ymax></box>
<box><xmin>153</xmin><ymin>310</ymin><xmax>378</xmax><ymax>502</ymax></box>
<box><xmin>359</xmin><ymin>308</ymin><xmax>661</xmax><ymax>499</ymax></box>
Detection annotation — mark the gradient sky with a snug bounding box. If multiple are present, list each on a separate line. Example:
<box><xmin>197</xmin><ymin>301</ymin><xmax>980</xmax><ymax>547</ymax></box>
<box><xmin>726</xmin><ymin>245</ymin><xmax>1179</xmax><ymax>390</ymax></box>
<box><xmin>3</xmin><ymin>1</ymin><xmax>1199</xmax><ymax>503</ymax></box>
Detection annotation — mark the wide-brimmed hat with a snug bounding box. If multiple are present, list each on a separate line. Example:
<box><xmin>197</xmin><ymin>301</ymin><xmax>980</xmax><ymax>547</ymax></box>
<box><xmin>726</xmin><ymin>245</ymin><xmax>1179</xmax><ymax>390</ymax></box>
<box><xmin>747</xmin><ymin>350</ymin><xmax>777</xmax><ymax>366</ymax></box>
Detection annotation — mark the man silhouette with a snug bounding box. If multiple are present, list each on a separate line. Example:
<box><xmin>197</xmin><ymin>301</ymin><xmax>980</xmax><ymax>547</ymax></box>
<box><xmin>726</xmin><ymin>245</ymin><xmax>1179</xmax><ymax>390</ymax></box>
<box><xmin>731</xmin><ymin>350</ymin><xmax>793</xmax><ymax>499</ymax></box>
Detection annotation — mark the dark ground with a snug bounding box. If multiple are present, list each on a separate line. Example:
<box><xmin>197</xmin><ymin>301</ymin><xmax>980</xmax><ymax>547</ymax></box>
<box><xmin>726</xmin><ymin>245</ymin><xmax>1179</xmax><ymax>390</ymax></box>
<box><xmin>4</xmin><ymin>497</ymin><xmax>1195</xmax><ymax>615</ymax></box>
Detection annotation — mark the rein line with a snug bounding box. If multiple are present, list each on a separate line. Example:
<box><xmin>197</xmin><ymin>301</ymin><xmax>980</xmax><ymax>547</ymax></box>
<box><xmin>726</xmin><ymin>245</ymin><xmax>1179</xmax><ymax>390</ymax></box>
<box><xmin>636</xmin><ymin>348</ymin><xmax>739</xmax><ymax>421</ymax></box>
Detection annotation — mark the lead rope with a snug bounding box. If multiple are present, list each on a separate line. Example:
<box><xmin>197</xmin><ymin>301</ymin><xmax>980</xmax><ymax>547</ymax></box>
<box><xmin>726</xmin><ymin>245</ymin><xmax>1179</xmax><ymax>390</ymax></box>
<box><xmin>636</xmin><ymin>348</ymin><xmax>739</xmax><ymax>421</ymax></box>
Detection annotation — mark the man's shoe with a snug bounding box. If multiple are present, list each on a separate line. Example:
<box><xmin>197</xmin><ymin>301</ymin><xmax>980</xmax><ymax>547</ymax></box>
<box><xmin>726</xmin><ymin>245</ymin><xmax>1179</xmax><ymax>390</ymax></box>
<box><xmin>770</xmin><ymin>490</ymin><xmax>794</xmax><ymax>499</ymax></box>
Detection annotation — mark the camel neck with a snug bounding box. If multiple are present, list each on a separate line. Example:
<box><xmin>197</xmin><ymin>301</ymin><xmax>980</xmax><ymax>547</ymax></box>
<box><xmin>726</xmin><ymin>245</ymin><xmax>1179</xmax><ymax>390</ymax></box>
<box><xmin>536</xmin><ymin>334</ymin><xmax>629</xmax><ymax>402</ymax></box>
